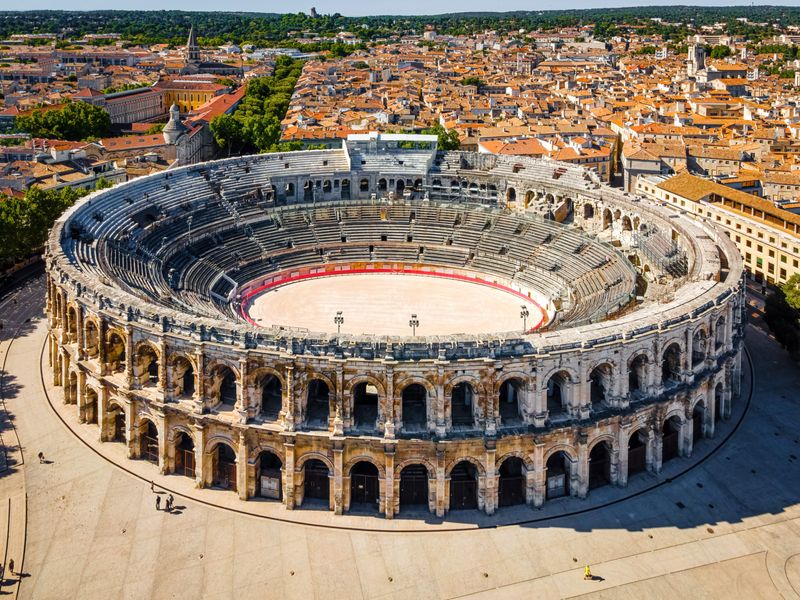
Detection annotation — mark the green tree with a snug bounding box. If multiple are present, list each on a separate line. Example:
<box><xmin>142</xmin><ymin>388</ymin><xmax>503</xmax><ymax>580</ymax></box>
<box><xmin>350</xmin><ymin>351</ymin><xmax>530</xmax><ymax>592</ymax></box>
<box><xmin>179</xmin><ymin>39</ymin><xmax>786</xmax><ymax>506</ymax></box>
<box><xmin>15</xmin><ymin>101</ymin><xmax>110</xmax><ymax>141</ymax></box>
<box><xmin>460</xmin><ymin>76</ymin><xmax>485</xmax><ymax>88</ymax></box>
<box><xmin>423</xmin><ymin>123</ymin><xmax>460</xmax><ymax>151</ymax></box>
<box><xmin>782</xmin><ymin>274</ymin><xmax>800</xmax><ymax>310</ymax></box>
<box><xmin>765</xmin><ymin>277</ymin><xmax>800</xmax><ymax>358</ymax></box>
<box><xmin>210</xmin><ymin>113</ymin><xmax>245</xmax><ymax>156</ymax></box>
<box><xmin>709</xmin><ymin>45</ymin><xmax>733</xmax><ymax>59</ymax></box>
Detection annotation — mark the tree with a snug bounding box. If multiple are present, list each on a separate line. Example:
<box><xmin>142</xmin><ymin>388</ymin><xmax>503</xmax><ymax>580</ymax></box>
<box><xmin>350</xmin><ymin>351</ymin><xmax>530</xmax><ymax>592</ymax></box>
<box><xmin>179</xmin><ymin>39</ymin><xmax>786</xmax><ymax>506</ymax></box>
<box><xmin>423</xmin><ymin>123</ymin><xmax>460</xmax><ymax>151</ymax></box>
<box><xmin>782</xmin><ymin>274</ymin><xmax>800</xmax><ymax>310</ymax></box>
<box><xmin>15</xmin><ymin>101</ymin><xmax>110</xmax><ymax>141</ymax></box>
<box><xmin>210</xmin><ymin>113</ymin><xmax>244</xmax><ymax>156</ymax></box>
<box><xmin>765</xmin><ymin>277</ymin><xmax>800</xmax><ymax>358</ymax></box>
<box><xmin>709</xmin><ymin>45</ymin><xmax>733</xmax><ymax>59</ymax></box>
<box><xmin>460</xmin><ymin>76</ymin><xmax>485</xmax><ymax>88</ymax></box>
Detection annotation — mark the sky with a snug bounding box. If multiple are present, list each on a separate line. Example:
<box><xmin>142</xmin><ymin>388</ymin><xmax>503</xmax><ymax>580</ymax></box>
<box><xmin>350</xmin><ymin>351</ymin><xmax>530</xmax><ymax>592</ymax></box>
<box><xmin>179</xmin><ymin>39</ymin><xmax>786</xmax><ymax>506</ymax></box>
<box><xmin>14</xmin><ymin>0</ymin><xmax>800</xmax><ymax>17</ymax></box>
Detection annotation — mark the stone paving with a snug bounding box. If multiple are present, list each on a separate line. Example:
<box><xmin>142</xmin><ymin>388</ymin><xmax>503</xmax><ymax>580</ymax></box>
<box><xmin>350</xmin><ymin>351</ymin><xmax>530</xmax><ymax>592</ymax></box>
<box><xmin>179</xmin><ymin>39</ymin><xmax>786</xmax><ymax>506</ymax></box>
<box><xmin>2</xmin><ymin>277</ymin><xmax>800</xmax><ymax>599</ymax></box>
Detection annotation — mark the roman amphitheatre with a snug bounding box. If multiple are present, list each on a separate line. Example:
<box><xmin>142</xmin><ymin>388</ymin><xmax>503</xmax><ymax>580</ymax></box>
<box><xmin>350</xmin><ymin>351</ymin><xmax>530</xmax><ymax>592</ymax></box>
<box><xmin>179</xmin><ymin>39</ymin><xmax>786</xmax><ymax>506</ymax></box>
<box><xmin>5</xmin><ymin>133</ymin><xmax>800</xmax><ymax>598</ymax></box>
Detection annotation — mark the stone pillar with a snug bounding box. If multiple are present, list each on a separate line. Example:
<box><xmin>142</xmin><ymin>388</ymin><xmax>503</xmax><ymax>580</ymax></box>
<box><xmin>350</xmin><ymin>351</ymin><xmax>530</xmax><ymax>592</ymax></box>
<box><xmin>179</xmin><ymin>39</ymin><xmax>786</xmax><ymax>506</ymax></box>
<box><xmin>683</xmin><ymin>408</ymin><xmax>694</xmax><ymax>458</ymax></box>
<box><xmin>282</xmin><ymin>365</ymin><xmax>295</xmax><ymax>431</ymax></box>
<box><xmin>193</xmin><ymin>425</ymin><xmax>205</xmax><ymax>488</ymax></box>
<box><xmin>617</xmin><ymin>425</ymin><xmax>630</xmax><ymax>487</ymax></box>
<box><xmin>531</xmin><ymin>442</ymin><xmax>545</xmax><ymax>507</ymax></box>
<box><xmin>384</xmin><ymin>445</ymin><xmax>395</xmax><ymax>519</ymax></box>
<box><xmin>575</xmin><ymin>435</ymin><xmax>588</xmax><ymax>498</ymax></box>
<box><xmin>75</xmin><ymin>370</ymin><xmax>85</xmax><ymax>420</ymax></box>
<box><xmin>484</xmin><ymin>372</ymin><xmax>497</xmax><ymax>435</ymax></box>
<box><xmin>435</xmin><ymin>446</ymin><xmax>446</xmax><ymax>517</ymax></box>
<box><xmin>98</xmin><ymin>386</ymin><xmax>109</xmax><ymax>442</ymax></box>
<box><xmin>435</xmin><ymin>366</ymin><xmax>446</xmax><ymax>437</ymax></box>
<box><xmin>684</xmin><ymin>328</ymin><xmax>694</xmax><ymax>382</ymax></box>
<box><xmin>193</xmin><ymin>346</ymin><xmax>205</xmax><ymax>414</ymax></box>
<box><xmin>484</xmin><ymin>442</ymin><xmax>496</xmax><ymax>515</ymax></box>
<box><xmin>283</xmin><ymin>440</ymin><xmax>296</xmax><ymax>509</ymax></box>
<box><xmin>336</xmin><ymin>364</ymin><xmax>347</xmax><ymax>427</ymax></box>
<box><xmin>237</xmin><ymin>357</ymin><xmax>249</xmax><ymax>423</ymax></box>
<box><xmin>652</xmin><ymin>430</ymin><xmax>663</xmax><ymax>474</ymax></box>
<box><xmin>237</xmin><ymin>430</ymin><xmax>248</xmax><ymax>500</ymax></box>
<box><xmin>76</xmin><ymin>305</ymin><xmax>85</xmax><ymax>360</ymax></box>
<box><xmin>124</xmin><ymin>326</ymin><xmax>134</xmax><ymax>389</ymax></box>
<box><xmin>158</xmin><ymin>414</ymin><xmax>168</xmax><ymax>475</ymax></box>
<box><xmin>62</xmin><ymin>352</ymin><xmax>71</xmax><ymax>402</ymax></box>
<box><xmin>124</xmin><ymin>400</ymin><xmax>136</xmax><ymax>459</ymax></box>
<box><xmin>98</xmin><ymin>320</ymin><xmax>108</xmax><ymax>376</ymax></box>
<box><xmin>158</xmin><ymin>338</ymin><xmax>168</xmax><ymax>394</ymax></box>
<box><xmin>384</xmin><ymin>365</ymin><xmax>395</xmax><ymax>439</ymax></box>
<box><xmin>332</xmin><ymin>442</ymin><xmax>344</xmax><ymax>515</ymax></box>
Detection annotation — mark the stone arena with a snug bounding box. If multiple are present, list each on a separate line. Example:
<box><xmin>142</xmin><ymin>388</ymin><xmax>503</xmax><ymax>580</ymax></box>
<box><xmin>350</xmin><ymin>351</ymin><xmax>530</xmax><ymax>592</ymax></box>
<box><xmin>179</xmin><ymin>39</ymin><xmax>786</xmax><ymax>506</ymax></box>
<box><xmin>44</xmin><ymin>133</ymin><xmax>745</xmax><ymax>520</ymax></box>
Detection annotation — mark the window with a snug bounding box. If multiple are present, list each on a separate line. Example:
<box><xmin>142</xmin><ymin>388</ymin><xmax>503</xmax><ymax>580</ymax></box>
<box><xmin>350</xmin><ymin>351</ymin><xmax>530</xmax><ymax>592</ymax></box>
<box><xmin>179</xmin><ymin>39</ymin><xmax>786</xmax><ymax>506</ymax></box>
<box><xmin>746</xmin><ymin>240</ymin><xmax>751</xmax><ymax>248</ymax></box>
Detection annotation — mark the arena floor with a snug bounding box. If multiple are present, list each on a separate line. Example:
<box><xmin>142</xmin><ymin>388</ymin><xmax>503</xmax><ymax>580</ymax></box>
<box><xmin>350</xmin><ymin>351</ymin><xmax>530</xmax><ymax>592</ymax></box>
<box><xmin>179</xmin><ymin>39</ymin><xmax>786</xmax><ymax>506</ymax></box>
<box><xmin>244</xmin><ymin>272</ymin><xmax>546</xmax><ymax>336</ymax></box>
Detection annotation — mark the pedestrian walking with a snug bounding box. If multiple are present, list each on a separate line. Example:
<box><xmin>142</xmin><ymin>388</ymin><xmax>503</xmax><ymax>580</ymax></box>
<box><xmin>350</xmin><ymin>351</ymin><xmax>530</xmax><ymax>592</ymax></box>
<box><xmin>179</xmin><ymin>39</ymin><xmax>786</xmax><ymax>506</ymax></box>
<box><xmin>150</xmin><ymin>480</ymin><xmax>154</xmax><ymax>492</ymax></box>
<box><xmin>155</xmin><ymin>496</ymin><xmax>161</xmax><ymax>511</ymax></box>
<box><xmin>8</xmin><ymin>559</ymin><xmax>14</xmax><ymax>576</ymax></box>
<box><xmin>38</xmin><ymin>452</ymin><xmax>44</xmax><ymax>463</ymax></box>
<box><xmin>167</xmin><ymin>494</ymin><xmax>174</xmax><ymax>511</ymax></box>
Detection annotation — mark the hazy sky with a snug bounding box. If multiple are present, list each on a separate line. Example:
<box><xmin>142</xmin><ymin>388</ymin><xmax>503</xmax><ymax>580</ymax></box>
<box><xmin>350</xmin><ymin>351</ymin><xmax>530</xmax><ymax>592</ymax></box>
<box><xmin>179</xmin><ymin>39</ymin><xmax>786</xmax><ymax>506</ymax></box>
<box><xmin>14</xmin><ymin>1</ymin><xmax>800</xmax><ymax>17</ymax></box>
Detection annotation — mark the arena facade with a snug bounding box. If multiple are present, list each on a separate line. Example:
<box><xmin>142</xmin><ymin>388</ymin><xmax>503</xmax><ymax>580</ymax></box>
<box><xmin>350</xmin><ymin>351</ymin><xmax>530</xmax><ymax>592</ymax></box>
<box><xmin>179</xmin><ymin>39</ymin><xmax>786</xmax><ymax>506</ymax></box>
<box><xmin>45</xmin><ymin>133</ymin><xmax>745</xmax><ymax>518</ymax></box>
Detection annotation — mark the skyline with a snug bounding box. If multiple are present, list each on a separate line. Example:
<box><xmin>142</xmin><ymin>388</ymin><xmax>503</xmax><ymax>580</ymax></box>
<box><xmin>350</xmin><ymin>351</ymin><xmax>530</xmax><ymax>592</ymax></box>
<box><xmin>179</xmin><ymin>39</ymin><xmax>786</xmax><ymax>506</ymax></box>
<box><xmin>7</xmin><ymin>1</ymin><xmax>800</xmax><ymax>17</ymax></box>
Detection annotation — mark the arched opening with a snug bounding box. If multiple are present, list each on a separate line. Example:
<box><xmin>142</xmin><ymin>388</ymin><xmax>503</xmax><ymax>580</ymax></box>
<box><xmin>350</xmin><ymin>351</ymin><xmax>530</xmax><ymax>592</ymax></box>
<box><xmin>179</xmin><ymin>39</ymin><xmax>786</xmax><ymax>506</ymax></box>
<box><xmin>662</xmin><ymin>416</ymin><xmax>682</xmax><ymax>464</ymax></box>
<box><xmin>257</xmin><ymin>451</ymin><xmax>282</xmax><ymax>500</ymax></box>
<box><xmin>633</xmin><ymin>217</ymin><xmax>640</xmax><ymax>230</ymax></box>
<box><xmin>107</xmin><ymin>333</ymin><xmax>125</xmax><ymax>373</ymax></box>
<box><xmin>692</xmin><ymin>401</ymin><xmax>706</xmax><ymax>441</ymax></box>
<box><xmin>260</xmin><ymin>374</ymin><xmax>282</xmax><ymax>419</ymax></box>
<box><xmin>303</xmin><ymin>459</ymin><xmax>330</xmax><ymax>504</ymax></box>
<box><xmin>174</xmin><ymin>432</ymin><xmax>195</xmax><ymax>478</ymax></box>
<box><xmin>622</xmin><ymin>216</ymin><xmax>632</xmax><ymax>231</ymax></box>
<box><xmin>401</xmin><ymin>383</ymin><xmax>427</xmax><ymax>432</ymax></box>
<box><xmin>67</xmin><ymin>370</ymin><xmax>77</xmax><ymax>404</ymax></box>
<box><xmin>322</xmin><ymin>180</ymin><xmax>332</xmax><ymax>194</ymax></box>
<box><xmin>285</xmin><ymin>182</ymin><xmax>295</xmax><ymax>197</ymax></box>
<box><xmin>613</xmin><ymin>209</ymin><xmax>622</xmax><ymax>221</ymax></box>
<box><xmin>498</xmin><ymin>457</ymin><xmax>526</xmax><ymax>507</ymax></box>
<box><xmin>546</xmin><ymin>451</ymin><xmax>571</xmax><ymax>499</ymax></box>
<box><xmin>451</xmin><ymin>382</ymin><xmax>474</xmax><ymax>428</ymax></box>
<box><xmin>499</xmin><ymin>379</ymin><xmax>522</xmax><ymax>425</ymax></box>
<box><xmin>305</xmin><ymin>379</ymin><xmax>330</xmax><ymax>428</ymax></box>
<box><xmin>172</xmin><ymin>356</ymin><xmax>194</xmax><ymax>398</ymax></box>
<box><xmin>341</xmin><ymin>179</ymin><xmax>350</xmax><ymax>199</ymax></box>
<box><xmin>627</xmin><ymin>428</ymin><xmax>647</xmax><ymax>478</ymax></box>
<box><xmin>524</xmin><ymin>190</ymin><xmax>535</xmax><ymax>208</ymax></box>
<box><xmin>303</xmin><ymin>180</ymin><xmax>313</xmax><ymax>201</ymax></box>
<box><xmin>547</xmin><ymin>371</ymin><xmax>570</xmax><ymax>416</ymax></box>
<box><xmin>85</xmin><ymin>321</ymin><xmax>99</xmax><ymax>358</ymax></box>
<box><xmin>84</xmin><ymin>387</ymin><xmax>98</xmax><ymax>424</ymax></box>
<box><xmin>66</xmin><ymin>307</ymin><xmax>78</xmax><ymax>342</ymax></box>
<box><xmin>662</xmin><ymin>343</ymin><xmax>682</xmax><ymax>384</ymax></box>
<box><xmin>109</xmin><ymin>404</ymin><xmax>125</xmax><ymax>442</ymax></box>
<box><xmin>589</xmin><ymin>363</ymin><xmax>612</xmax><ymax>407</ymax></box>
<box><xmin>588</xmin><ymin>442</ymin><xmax>611</xmax><ymax>490</ymax></box>
<box><xmin>396</xmin><ymin>179</ymin><xmax>405</xmax><ymax>194</ymax></box>
<box><xmin>139</xmin><ymin>346</ymin><xmax>159</xmax><ymax>386</ymax></box>
<box><xmin>692</xmin><ymin>330</ymin><xmax>707</xmax><ymax>367</ymax></box>
<box><xmin>378</xmin><ymin>178</ymin><xmax>387</xmax><ymax>192</ymax></box>
<box><xmin>714</xmin><ymin>383</ymin><xmax>723</xmax><ymax>422</ymax></box>
<box><xmin>583</xmin><ymin>204</ymin><xmax>595</xmax><ymax>219</ymax></box>
<box><xmin>353</xmin><ymin>382</ymin><xmax>379</xmax><ymax>430</ymax></box>
<box><xmin>139</xmin><ymin>420</ymin><xmax>158</xmax><ymax>464</ymax></box>
<box><xmin>602</xmin><ymin>208</ymin><xmax>612</xmax><ymax>230</ymax></box>
<box><xmin>212</xmin><ymin>443</ymin><xmax>237</xmax><ymax>491</ymax></box>
<box><xmin>349</xmin><ymin>461</ymin><xmax>379</xmax><ymax>509</ymax></box>
<box><xmin>359</xmin><ymin>178</ymin><xmax>369</xmax><ymax>192</ymax></box>
<box><xmin>628</xmin><ymin>354</ymin><xmax>648</xmax><ymax>395</ymax></box>
<box><xmin>449</xmin><ymin>461</ymin><xmax>478</xmax><ymax>511</ymax></box>
<box><xmin>213</xmin><ymin>366</ymin><xmax>237</xmax><ymax>407</ymax></box>
<box><xmin>506</xmin><ymin>187</ymin><xmax>516</xmax><ymax>203</ymax></box>
<box><xmin>399</xmin><ymin>464</ymin><xmax>429</xmax><ymax>510</ymax></box>
<box><xmin>714</xmin><ymin>317</ymin><xmax>725</xmax><ymax>350</ymax></box>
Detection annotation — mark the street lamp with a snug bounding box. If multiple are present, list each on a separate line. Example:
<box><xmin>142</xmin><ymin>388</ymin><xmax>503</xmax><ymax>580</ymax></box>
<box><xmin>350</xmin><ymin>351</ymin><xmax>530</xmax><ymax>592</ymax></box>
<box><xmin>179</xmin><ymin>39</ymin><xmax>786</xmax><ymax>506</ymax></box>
<box><xmin>334</xmin><ymin>311</ymin><xmax>344</xmax><ymax>335</ymax></box>
<box><xmin>409</xmin><ymin>314</ymin><xmax>419</xmax><ymax>336</ymax></box>
<box><xmin>520</xmin><ymin>305</ymin><xmax>529</xmax><ymax>332</ymax></box>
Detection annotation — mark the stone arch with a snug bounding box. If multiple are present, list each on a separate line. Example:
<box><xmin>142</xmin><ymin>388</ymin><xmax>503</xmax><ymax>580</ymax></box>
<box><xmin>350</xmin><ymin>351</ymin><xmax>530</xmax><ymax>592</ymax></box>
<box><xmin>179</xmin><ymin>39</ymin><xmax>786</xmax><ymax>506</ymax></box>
<box><xmin>627</xmin><ymin>427</ymin><xmax>649</xmax><ymax>478</ymax></box>
<box><xmin>628</xmin><ymin>351</ymin><xmax>650</xmax><ymax>394</ymax></box>
<box><xmin>304</xmin><ymin>376</ymin><xmax>332</xmax><ymax>428</ymax></box>
<box><xmin>248</xmin><ymin>366</ymin><xmax>286</xmax><ymax>389</ymax></box>
<box><xmin>588</xmin><ymin>439</ymin><xmax>613</xmax><ymax>489</ymax></box>
<box><xmin>344</xmin><ymin>375</ymin><xmax>386</xmax><ymax>398</ymax></box>
<box><xmin>168</xmin><ymin>352</ymin><xmax>195</xmax><ymax>399</ymax></box>
<box><xmin>445</xmin><ymin>455</ymin><xmax>486</xmax><ymax>477</ymax></box>
<box><xmin>84</xmin><ymin>318</ymin><xmax>101</xmax><ymax>358</ymax></box>
<box><xmin>543</xmin><ymin>443</ymin><xmax>578</xmax><ymax>464</ymax></box>
<box><xmin>545</xmin><ymin>369</ymin><xmax>575</xmax><ymax>416</ymax></box>
<box><xmin>692</xmin><ymin>327</ymin><xmax>709</xmax><ymax>367</ymax></box>
<box><xmin>583</xmin><ymin>203</ymin><xmax>595</xmax><ymax>219</ymax></box>
<box><xmin>105</xmin><ymin>329</ymin><xmax>126</xmax><ymax>373</ymax></box>
<box><xmin>207</xmin><ymin>362</ymin><xmax>239</xmax><ymax>407</ymax></box>
<box><xmin>588</xmin><ymin>361</ymin><xmax>614</xmax><ymax>406</ymax></box>
<box><xmin>498</xmin><ymin>377</ymin><xmax>524</xmax><ymax>424</ymax></box>
<box><xmin>394</xmin><ymin>457</ymin><xmax>436</xmax><ymax>480</ymax></box>
<box><xmin>602</xmin><ymin>208</ymin><xmax>613</xmax><ymax>229</ymax></box>
<box><xmin>714</xmin><ymin>315</ymin><xmax>726</xmax><ymax>350</ymax></box>
<box><xmin>496</xmin><ymin>450</ymin><xmax>535</xmax><ymax>472</ymax></box>
<box><xmin>524</xmin><ymin>190</ymin><xmax>535</xmax><ymax>208</ymax></box>
<box><xmin>65</xmin><ymin>305</ymin><xmax>78</xmax><ymax>342</ymax></box>
<box><xmin>662</xmin><ymin>342</ymin><xmax>683</xmax><ymax>384</ymax></box>
<box><xmin>136</xmin><ymin>415</ymin><xmax>159</xmax><ymax>464</ymax></box>
<box><xmin>295</xmin><ymin>451</ymin><xmax>334</xmax><ymax>473</ymax></box>
<box><xmin>506</xmin><ymin>187</ymin><xmax>517</xmax><ymax>203</ymax></box>
<box><xmin>83</xmin><ymin>385</ymin><xmax>99</xmax><ymax>424</ymax></box>
<box><xmin>350</xmin><ymin>379</ymin><xmax>381</xmax><ymax>431</ymax></box>
<box><xmin>345</xmin><ymin>455</ymin><xmax>387</xmax><ymax>479</ymax></box>
<box><xmin>588</xmin><ymin>433</ymin><xmax>616</xmax><ymax>454</ymax></box>
<box><xmin>621</xmin><ymin>215</ymin><xmax>633</xmax><ymax>231</ymax></box>
<box><xmin>448</xmin><ymin>378</ymin><xmax>479</xmax><ymax>428</ymax></box>
<box><xmin>397</xmin><ymin>377</ymin><xmax>434</xmax><ymax>432</ymax></box>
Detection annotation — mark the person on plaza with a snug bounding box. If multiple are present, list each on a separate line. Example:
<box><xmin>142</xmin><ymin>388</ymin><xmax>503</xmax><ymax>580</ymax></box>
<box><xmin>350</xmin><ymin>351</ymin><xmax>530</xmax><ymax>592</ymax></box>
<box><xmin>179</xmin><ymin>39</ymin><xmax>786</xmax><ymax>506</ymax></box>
<box><xmin>8</xmin><ymin>559</ymin><xmax>14</xmax><ymax>576</ymax></box>
<box><xmin>155</xmin><ymin>496</ymin><xmax>161</xmax><ymax>511</ymax></box>
<box><xmin>167</xmin><ymin>494</ymin><xmax>174</xmax><ymax>511</ymax></box>
<box><xmin>38</xmin><ymin>452</ymin><xmax>44</xmax><ymax>463</ymax></box>
<box><xmin>150</xmin><ymin>480</ymin><xmax>154</xmax><ymax>492</ymax></box>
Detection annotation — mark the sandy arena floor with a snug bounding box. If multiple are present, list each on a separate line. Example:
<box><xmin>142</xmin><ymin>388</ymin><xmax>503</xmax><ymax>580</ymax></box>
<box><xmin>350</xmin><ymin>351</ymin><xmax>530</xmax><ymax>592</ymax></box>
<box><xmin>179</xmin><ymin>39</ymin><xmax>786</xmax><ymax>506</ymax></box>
<box><xmin>245</xmin><ymin>272</ymin><xmax>544</xmax><ymax>336</ymax></box>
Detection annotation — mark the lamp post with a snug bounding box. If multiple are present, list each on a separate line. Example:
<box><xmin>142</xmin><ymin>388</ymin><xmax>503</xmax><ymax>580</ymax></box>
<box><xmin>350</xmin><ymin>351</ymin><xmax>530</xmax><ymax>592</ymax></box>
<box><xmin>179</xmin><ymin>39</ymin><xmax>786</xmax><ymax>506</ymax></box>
<box><xmin>409</xmin><ymin>314</ymin><xmax>419</xmax><ymax>336</ymax></box>
<box><xmin>520</xmin><ymin>305</ymin><xmax>529</xmax><ymax>332</ymax></box>
<box><xmin>334</xmin><ymin>311</ymin><xmax>344</xmax><ymax>335</ymax></box>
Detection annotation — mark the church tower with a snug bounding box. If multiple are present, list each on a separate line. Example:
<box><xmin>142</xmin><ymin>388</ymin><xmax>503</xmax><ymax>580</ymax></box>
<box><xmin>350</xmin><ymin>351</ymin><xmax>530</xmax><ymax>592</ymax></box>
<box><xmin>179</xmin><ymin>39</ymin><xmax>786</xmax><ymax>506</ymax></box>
<box><xmin>186</xmin><ymin>26</ymin><xmax>200</xmax><ymax>64</ymax></box>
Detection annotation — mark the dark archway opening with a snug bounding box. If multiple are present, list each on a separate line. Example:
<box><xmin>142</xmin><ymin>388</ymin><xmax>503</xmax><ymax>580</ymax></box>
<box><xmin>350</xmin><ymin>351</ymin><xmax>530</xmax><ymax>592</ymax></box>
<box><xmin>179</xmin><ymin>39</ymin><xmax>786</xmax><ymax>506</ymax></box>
<box><xmin>499</xmin><ymin>379</ymin><xmax>522</xmax><ymax>425</ymax></box>
<box><xmin>498</xmin><ymin>457</ymin><xmax>526</xmax><ymax>507</ymax></box>
<box><xmin>303</xmin><ymin>459</ymin><xmax>330</xmax><ymax>503</ymax></box>
<box><xmin>353</xmin><ymin>382</ymin><xmax>379</xmax><ymax>430</ymax></box>
<box><xmin>258</xmin><ymin>451</ymin><xmax>282</xmax><ymax>500</ymax></box>
<box><xmin>140</xmin><ymin>420</ymin><xmax>158</xmax><ymax>464</ymax></box>
<box><xmin>401</xmin><ymin>384</ymin><xmax>427</xmax><ymax>432</ymax></box>
<box><xmin>588</xmin><ymin>442</ymin><xmax>611</xmax><ymax>490</ymax></box>
<box><xmin>175</xmin><ymin>432</ymin><xmax>195</xmax><ymax>478</ymax></box>
<box><xmin>305</xmin><ymin>379</ymin><xmax>330</xmax><ymax>428</ymax></box>
<box><xmin>449</xmin><ymin>461</ymin><xmax>478</xmax><ymax>511</ymax></box>
<box><xmin>662</xmin><ymin>416</ymin><xmax>682</xmax><ymax>464</ymax></box>
<box><xmin>261</xmin><ymin>374</ymin><xmax>282</xmax><ymax>419</ymax></box>
<box><xmin>350</xmin><ymin>461</ymin><xmax>379</xmax><ymax>509</ymax></box>
<box><xmin>628</xmin><ymin>429</ymin><xmax>647</xmax><ymax>479</ymax></box>
<box><xmin>546</xmin><ymin>452</ymin><xmax>570</xmax><ymax>499</ymax></box>
<box><xmin>213</xmin><ymin>443</ymin><xmax>237</xmax><ymax>491</ymax></box>
<box><xmin>451</xmin><ymin>382</ymin><xmax>474</xmax><ymax>428</ymax></box>
<box><xmin>399</xmin><ymin>464</ymin><xmax>429</xmax><ymax>510</ymax></box>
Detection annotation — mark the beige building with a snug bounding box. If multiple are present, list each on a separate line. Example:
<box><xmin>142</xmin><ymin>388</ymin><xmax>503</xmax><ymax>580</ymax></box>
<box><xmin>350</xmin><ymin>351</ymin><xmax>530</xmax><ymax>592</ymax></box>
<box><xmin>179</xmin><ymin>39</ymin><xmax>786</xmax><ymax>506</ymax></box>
<box><xmin>637</xmin><ymin>171</ymin><xmax>800</xmax><ymax>285</ymax></box>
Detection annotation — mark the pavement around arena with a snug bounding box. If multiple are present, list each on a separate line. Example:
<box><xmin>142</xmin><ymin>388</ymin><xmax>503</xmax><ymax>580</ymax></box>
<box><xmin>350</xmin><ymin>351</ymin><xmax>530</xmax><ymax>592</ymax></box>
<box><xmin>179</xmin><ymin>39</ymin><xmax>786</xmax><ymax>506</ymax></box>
<box><xmin>2</xmin><ymin>276</ymin><xmax>800</xmax><ymax>599</ymax></box>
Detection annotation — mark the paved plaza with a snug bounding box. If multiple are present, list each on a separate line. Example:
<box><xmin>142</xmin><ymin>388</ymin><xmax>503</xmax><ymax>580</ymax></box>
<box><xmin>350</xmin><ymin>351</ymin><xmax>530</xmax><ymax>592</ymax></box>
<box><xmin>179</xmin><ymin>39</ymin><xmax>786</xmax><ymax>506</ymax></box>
<box><xmin>2</xmin><ymin>276</ymin><xmax>800</xmax><ymax>598</ymax></box>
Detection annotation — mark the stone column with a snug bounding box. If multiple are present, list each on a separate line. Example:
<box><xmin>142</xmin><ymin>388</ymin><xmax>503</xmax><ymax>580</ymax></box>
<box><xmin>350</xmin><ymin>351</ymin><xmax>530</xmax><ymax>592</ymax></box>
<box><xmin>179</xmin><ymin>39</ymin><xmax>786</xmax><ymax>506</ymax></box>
<box><xmin>435</xmin><ymin>446</ymin><xmax>446</xmax><ymax>517</ymax></box>
<box><xmin>332</xmin><ymin>442</ymin><xmax>344</xmax><ymax>515</ymax></box>
<box><xmin>193</xmin><ymin>424</ymin><xmax>205</xmax><ymax>488</ymax></box>
<box><xmin>484</xmin><ymin>442</ymin><xmax>496</xmax><ymax>515</ymax></box>
<box><xmin>575</xmin><ymin>435</ymin><xmax>588</xmax><ymax>498</ymax></box>
<box><xmin>282</xmin><ymin>365</ymin><xmax>295</xmax><ymax>431</ymax></box>
<box><xmin>193</xmin><ymin>346</ymin><xmax>205</xmax><ymax>414</ymax></box>
<box><xmin>237</xmin><ymin>430</ymin><xmax>248</xmax><ymax>500</ymax></box>
<box><xmin>531</xmin><ymin>442</ymin><xmax>545</xmax><ymax>507</ymax></box>
<box><xmin>652</xmin><ymin>429</ymin><xmax>663</xmax><ymax>474</ymax></box>
<box><xmin>617</xmin><ymin>425</ymin><xmax>630</xmax><ymax>487</ymax></box>
<box><xmin>158</xmin><ymin>338</ymin><xmax>168</xmax><ymax>395</ymax></box>
<box><xmin>158</xmin><ymin>414</ymin><xmax>169</xmax><ymax>475</ymax></box>
<box><xmin>237</xmin><ymin>357</ymin><xmax>249</xmax><ymax>424</ymax></box>
<box><xmin>98</xmin><ymin>320</ymin><xmax>108</xmax><ymax>376</ymax></box>
<box><xmin>98</xmin><ymin>386</ymin><xmax>109</xmax><ymax>442</ymax></box>
<box><xmin>76</xmin><ymin>370</ymin><xmax>86</xmax><ymax>422</ymax></box>
<box><xmin>384</xmin><ymin>445</ymin><xmax>395</xmax><ymax>519</ymax></box>
<box><xmin>683</xmin><ymin>407</ymin><xmax>694</xmax><ymax>458</ymax></box>
<box><xmin>76</xmin><ymin>305</ymin><xmax>85</xmax><ymax>360</ymax></box>
<box><xmin>435</xmin><ymin>366</ymin><xmax>446</xmax><ymax>437</ymax></box>
<box><xmin>62</xmin><ymin>352</ymin><xmax>71</xmax><ymax>402</ymax></box>
<box><xmin>384</xmin><ymin>365</ymin><xmax>395</xmax><ymax>439</ymax></box>
<box><xmin>124</xmin><ymin>326</ymin><xmax>134</xmax><ymax>389</ymax></box>
<box><xmin>124</xmin><ymin>400</ymin><xmax>136</xmax><ymax>459</ymax></box>
<box><xmin>283</xmin><ymin>440</ymin><xmax>296</xmax><ymax>509</ymax></box>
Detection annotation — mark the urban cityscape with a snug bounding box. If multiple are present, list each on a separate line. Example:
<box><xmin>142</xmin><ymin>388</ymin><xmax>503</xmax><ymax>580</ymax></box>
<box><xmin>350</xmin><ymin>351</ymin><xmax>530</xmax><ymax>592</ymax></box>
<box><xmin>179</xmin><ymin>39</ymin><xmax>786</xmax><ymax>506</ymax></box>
<box><xmin>0</xmin><ymin>6</ymin><xmax>799</xmax><ymax>599</ymax></box>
